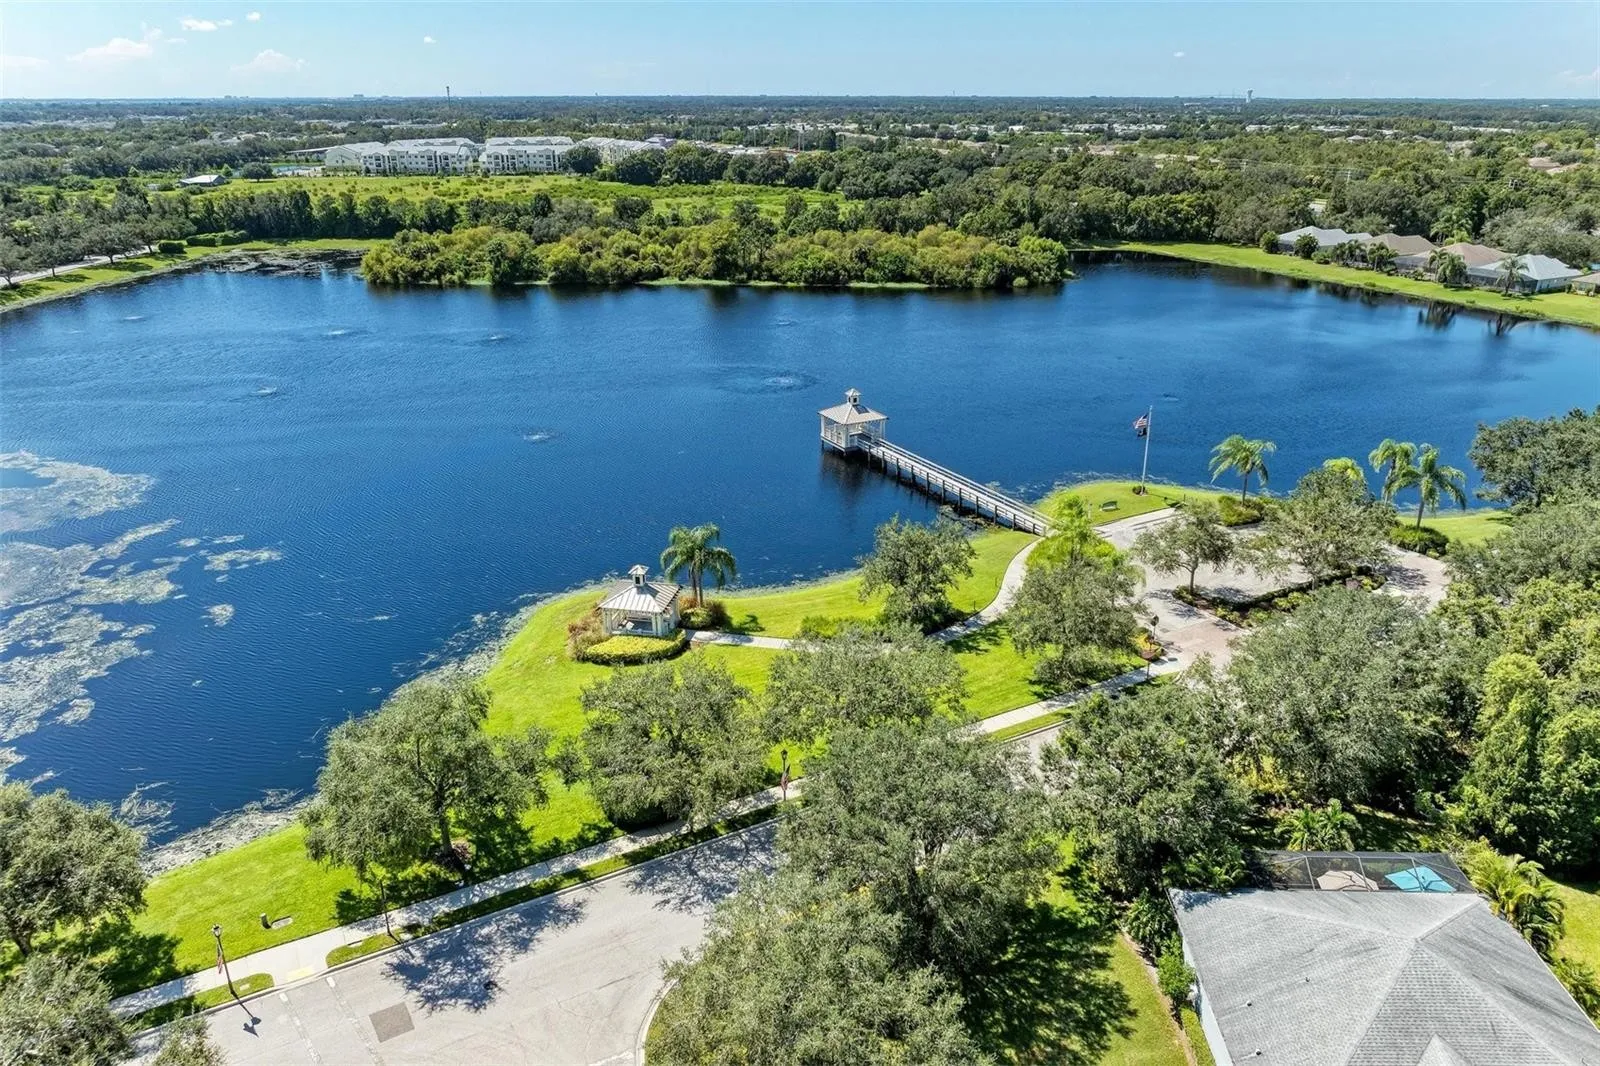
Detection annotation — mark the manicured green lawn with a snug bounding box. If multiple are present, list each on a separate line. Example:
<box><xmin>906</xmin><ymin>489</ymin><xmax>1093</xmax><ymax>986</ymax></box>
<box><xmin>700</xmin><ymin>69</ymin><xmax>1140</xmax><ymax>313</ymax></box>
<box><xmin>1424</xmin><ymin>509</ymin><xmax>1513</xmax><ymax>546</ymax></box>
<box><xmin>1097</xmin><ymin>938</ymin><xmax>1190</xmax><ymax>1066</ymax></box>
<box><xmin>716</xmin><ymin>528</ymin><xmax>1034</xmax><ymax>637</ymax></box>
<box><xmin>1041</xmin><ymin>480</ymin><xmax>1232</xmax><ymax>526</ymax></box>
<box><xmin>1105</xmin><ymin>241</ymin><xmax>1600</xmax><ymax>332</ymax></box>
<box><xmin>1553</xmin><ymin>879</ymin><xmax>1600</xmax><ymax>972</ymax></box>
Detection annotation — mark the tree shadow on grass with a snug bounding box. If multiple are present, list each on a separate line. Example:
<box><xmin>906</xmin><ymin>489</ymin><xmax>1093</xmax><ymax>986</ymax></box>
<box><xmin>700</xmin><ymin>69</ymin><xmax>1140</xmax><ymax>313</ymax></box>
<box><xmin>962</xmin><ymin>896</ymin><xmax>1134</xmax><ymax>1065</ymax></box>
<box><xmin>381</xmin><ymin>891</ymin><xmax>586</xmax><ymax>1014</ymax></box>
<box><xmin>458</xmin><ymin>809</ymin><xmax>618</xmax><ymax>879</ymax></box>
<box><xmin>75</xmin><ymin>918</ymin><xmax>183</xmax><ymax>996</ymax></box>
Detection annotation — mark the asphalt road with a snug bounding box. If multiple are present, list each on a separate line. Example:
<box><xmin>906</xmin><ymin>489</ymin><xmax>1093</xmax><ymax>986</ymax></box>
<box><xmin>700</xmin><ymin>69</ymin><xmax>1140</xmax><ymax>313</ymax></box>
<box><xmin>194</xmin><ymin>823</ymin><xmax>777</xmax><ymax>1066</ymax></box>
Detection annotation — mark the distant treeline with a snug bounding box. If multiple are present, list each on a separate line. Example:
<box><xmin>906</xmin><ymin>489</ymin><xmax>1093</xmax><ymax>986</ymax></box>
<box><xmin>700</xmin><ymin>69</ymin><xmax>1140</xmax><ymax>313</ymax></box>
<box><xmin>360</xmin><ymin>206</ymin><xmax>1074</xmax><ymax>289</ymax></box>
<box><xmin>4</xmin><ymin>135</ymin><xmax>1599</xmax><ymax>284</ymax></box>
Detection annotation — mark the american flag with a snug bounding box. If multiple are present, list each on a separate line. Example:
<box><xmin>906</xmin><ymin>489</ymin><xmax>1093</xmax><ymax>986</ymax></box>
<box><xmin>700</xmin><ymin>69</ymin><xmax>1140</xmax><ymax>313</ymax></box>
<box><xmin>1133</xmin><ymin>413</ymin><xmax>1149</xmax><ymax>437</ymax></box>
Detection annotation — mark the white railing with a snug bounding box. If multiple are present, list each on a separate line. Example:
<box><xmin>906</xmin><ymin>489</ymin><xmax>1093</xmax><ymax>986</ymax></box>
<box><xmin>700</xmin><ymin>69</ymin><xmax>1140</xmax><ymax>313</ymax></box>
<box><xmin>862</xmin><ymin>438</ymin><xmax>1052</xmax><ymax>535</ymax></box>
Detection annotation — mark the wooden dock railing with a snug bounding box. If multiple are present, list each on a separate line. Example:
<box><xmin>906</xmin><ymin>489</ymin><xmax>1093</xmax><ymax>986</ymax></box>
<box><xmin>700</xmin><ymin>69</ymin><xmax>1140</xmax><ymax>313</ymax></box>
<box><xmin>860</xmin><ymin>437</ymin><xmax>1052</xmax><ymax>535</ymax></box>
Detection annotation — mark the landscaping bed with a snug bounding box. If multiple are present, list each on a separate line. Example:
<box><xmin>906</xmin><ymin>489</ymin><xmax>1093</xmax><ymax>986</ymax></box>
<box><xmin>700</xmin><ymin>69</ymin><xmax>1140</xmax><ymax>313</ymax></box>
<box><xmin>1173</xmin><ymin>572</ymin><xmax>1386</xmax><ymax>627</ymax></box>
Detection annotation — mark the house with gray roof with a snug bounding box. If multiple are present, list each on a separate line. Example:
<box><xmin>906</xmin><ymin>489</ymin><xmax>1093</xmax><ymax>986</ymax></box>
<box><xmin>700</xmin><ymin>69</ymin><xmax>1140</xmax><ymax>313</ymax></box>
<box><xmin>1170</xmin><ymin>870</ymin><xmax>1600</xmax><ymax>1065</ymax></box>
<box><xmin>1363</xmin><ymin>233</ymin><xmax>1437</xmax><ymax>271</ymax></box>
<box><xmin>598</xmin><ymin>565</ymin><xmax>681</xmax><ymax>637</ymax></box>
<box><xmin>1275</xmin><ymin>226</ymin><xmax>1374</xmax><ymax>252</ymax></box>
<box><xmin>1467</xmin><ymin>253</ymin><xmax>1583</xmax><ymax>294</ymax></box>
<box><xmin>1436</xmin><ymin>241</ymin><xmax>1510</xmax><ymax>269</ymax></box>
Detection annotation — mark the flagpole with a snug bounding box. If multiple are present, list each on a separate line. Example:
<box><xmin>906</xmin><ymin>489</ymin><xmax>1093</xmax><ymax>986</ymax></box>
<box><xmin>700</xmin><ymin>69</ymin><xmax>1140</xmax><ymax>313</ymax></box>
<box><xmin>1138</xmin><ymin>405</ymin><xmax>1153</xmax><ymax>494</ymax></box>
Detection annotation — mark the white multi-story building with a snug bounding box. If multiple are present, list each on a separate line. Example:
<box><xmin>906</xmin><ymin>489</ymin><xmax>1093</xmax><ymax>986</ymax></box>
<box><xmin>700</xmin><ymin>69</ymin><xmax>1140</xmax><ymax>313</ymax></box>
<box><xmin>480</xmin><ymin>136</ymin><xmax>574</xmax><ymax>174</ymax></box>
<box><xmin>323</xmin><ymin>141</ymin><xmax>386</xmax><ymax>170</ymax></box>
<box><xmin>576</xmin><ymin>136</ymin><xmax>664</xmax><ymax>165</ymax></box>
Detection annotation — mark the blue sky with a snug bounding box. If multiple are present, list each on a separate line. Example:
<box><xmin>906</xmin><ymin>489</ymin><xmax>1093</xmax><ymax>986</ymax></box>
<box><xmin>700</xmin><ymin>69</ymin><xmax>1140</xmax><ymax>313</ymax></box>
<box><xmin>2</xmin><ymin>2</ymin><xmax>1597</xmax><ymax>100</ymax></box>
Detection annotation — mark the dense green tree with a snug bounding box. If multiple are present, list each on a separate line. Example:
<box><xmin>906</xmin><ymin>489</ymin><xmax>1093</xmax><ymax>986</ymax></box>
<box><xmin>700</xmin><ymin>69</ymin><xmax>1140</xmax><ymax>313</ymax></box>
<box><xmin>303</xmin><ymin>726</ymin><xmax>432</xmax><ymax>936</ymax></box>
<box><xmin>0</xmin><ymin>783</ymin><xmax>146</xmax><ymax>957</ymax></box>
<box><xmin>1449</xmin><ymin>498</ymin><xmax>1600</xmax><ymax>599</ymax></box>
<box><xmin>858</xmin><ymin>515</ymin><xmax>976</xmax><ymax>629</ymax></box>
<box><xmin>765</xmin><ymin>623</ymin><xmax>965</xmax><ymax>738</ymax></box>
<box><xmin>1209</xmin><ymin>434</ymin><xmax>1276</xmax><ymax>500</ymax></box>
<box><xmin>1031</xmin><ymin>493</ymin><xmax>1119</xmax><ymax>569</ymax></box>
<box><xmin>781</xmin><ymin>719</ymin><xmax>1055</xmax><ymax>986</ymax></box>
<box><xmin>309</xmin><ymin>677</ymin><xmax>556</xmax><ymax>869</ymax></box>
<box><xmin>1010</xmin><ymin>554</ymin><xmax>1142</xmax><ymax>690</ymax></box>
<box><xmin>579</xmin><ymin>657</ymin><xmax>766</xmax><ymax>827</ymax></box>
<box><xmin>0</xmin><ymin>954</ymin><xmax>129</xmax><ymax>1066</ymax></box>
<box><xmin>653</xmin><ymin>870</ymin><xmax>989</xmax><ymax>1066</ymax></box>
<box><xmin>1247</xmin><ymin>467</ymin><xmax>1395</xmax><ymax>584</ymax></box>
<box><xmin>1292</xmin><ymin>233</ymin><xmax>1319</xmax><ymax>258</ymax></box>
<box><xmin>1225</xmin><ymin>587</ymin><xmax>1462</xmax><ymax>805</ymax></box>
<box><xmin>1132</xmin><ymin>501</ymin><xmax>1234</xmax><ymax>593</ymax></box>
<box><xmin>564</xmin><ymin>145</ymin><xmax>601</xmax><ymax>174</ymax></box>
<box><xmin>659</xmin><ymin>522</ymin><xmax>737</xmax><ymax>606</ymax></box>
<box><xmin>1467</xmin><ymin>407</ymin><xmax>1600</xmax><ymax>511</ymax></box>
<box><xmin>482</xmin><ymin>230</ymin><xmax>544</xmax><ymax>285</ymax></box>
<box><xmin>1044</xmin><ymin>682</ymin><xmax>1249</xmax><ymax>897</ymax></box>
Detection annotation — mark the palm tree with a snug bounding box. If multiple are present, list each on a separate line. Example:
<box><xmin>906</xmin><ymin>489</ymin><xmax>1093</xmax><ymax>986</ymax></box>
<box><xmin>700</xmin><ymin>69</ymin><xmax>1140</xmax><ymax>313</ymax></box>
<box><xmin>1280</xmin><ymin>799</ymin><xmax>1358</xmax><ymax>851</ymax></box>
<box><xmin>1427</xmin><ymin>249</ymin><xmax>1467</xmax><ymax>287</ymax></box>
<box><xmin>1387</xmin><ymin>444</ymin><xmax>1467</xmax><ymax>528</ymax></box>
<box><xmin>1367</xmin><ymin>439</ymin><xmax>1416</xmax><ymax>501</ymax></box>
<box><xmin>1497</xmin><ymin>253</ymin><xmax>1528</xmax><ymax>295</ymax></box>
<box><xmin>1464</xmin><ymin>845</ymin><xmax>1566</xmax><ymax>961</ymax></box>
<box><xmin>1209</xmin><ymin>435</ymin><xmax>1276</xmax><ymax>501</ymax></box>
<box><xmin>1322</xmin><ymin>456</ymin><xmax>1367</xmax><ymax>486</ymax></box>
<box><xmin>660</xmin><ymin>523</ymin><xmax>737</xmax><ymax>606</ymax></box>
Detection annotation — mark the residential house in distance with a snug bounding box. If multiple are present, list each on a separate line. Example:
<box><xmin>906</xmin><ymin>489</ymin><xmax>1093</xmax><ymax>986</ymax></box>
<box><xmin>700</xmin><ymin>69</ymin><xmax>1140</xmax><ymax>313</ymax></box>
<box><xmin>177</xmin><ymin>173</ymin><xmax>227</xmax><ymax>188</ymax></box>
<box><xmin>1435</xmin><ymin>241</ymin><xmax>1509</xmax><ymax>269</ymax></box>
<box><xmin>1467</xmin><ymin>253</ymin><xmax>1583</xmax><ymax>293</ymax></box>
<box><xmin>1274</xmin><ymin>225</ymin><xmax>1374</xmax><ymax>252</ymax></box>
<box><xmin>480</xmin><ymin>136</ymin><xmax>574</xmax><ymax>174</ymax></box>
<box><xmin>598</xmin><ymin>566</ymin><xmax>682</xmax><ymax>638</ymax></box>
<box><xmin>1170</xmin><ymin>851</ymin><xmax>1600</xmax><ymax>1066</ymax></box>
<box><xmin>576</xmin><ymin>136</ymin><xmax>665</xmax><ymax>165</ymax></box>
<box><xmin>1570</xmin><ymin>271</ymin><xmax>1600</xmax><ymax>295</ymax></box>
<box><xmin>1363</xmin><ymin>232</ymin><xmax>1435</xmax><ymax>271</ymax></box>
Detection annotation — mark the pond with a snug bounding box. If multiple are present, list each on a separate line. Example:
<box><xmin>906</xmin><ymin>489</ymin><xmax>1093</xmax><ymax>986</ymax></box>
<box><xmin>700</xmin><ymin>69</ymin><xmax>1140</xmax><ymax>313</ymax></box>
<box><xmin>2</xmin><ymin>256</ymin><xmax>1595</xmax><ymax>841</ymax></box>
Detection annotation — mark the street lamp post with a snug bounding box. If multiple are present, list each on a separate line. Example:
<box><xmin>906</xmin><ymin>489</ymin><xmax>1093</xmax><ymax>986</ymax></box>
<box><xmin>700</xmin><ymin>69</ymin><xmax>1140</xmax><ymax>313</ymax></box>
<box><xmin>212</xmin><ymin>924</ymin><xmax>259</xmax><ymax>1026</ymax></box>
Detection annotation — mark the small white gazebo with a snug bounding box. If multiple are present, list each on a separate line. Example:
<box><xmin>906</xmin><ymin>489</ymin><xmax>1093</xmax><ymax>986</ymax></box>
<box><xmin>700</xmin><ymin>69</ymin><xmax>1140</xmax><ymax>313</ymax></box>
<box><xmin>598</xmin><ymin>565</ymin><xmax>682</xmax><ymax>637</ymax></box>
<box><xmin>818</xmin><ymin>388</ymin><xmax>887</xmax><ymax>453</ymax></box>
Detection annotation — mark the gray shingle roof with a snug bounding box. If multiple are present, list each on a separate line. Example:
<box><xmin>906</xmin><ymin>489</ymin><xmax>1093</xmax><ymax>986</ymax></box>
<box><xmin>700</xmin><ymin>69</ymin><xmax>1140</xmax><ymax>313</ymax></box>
<box><xmin>1171</xmin><ymin>888</ymin><xmax>1600</xmax><ymax>1066</ymax></box>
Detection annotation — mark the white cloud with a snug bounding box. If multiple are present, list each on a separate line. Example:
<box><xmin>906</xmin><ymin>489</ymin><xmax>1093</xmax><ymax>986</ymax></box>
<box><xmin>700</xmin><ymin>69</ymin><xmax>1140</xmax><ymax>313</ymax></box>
<box><xmin>246</xmin><ymin>11</ymin><xmax>262</xmax><ymax>20</ymax></box>
<box><xmin>70</xmin><ymin>28</ymin><xmax>163</xmax><ymax>63</ymax></box>
<box><xmin>1558</xmin><ymin>67</ymin><xmax>1599</xmax><ymax>84</ymax></box>
<box><xmin>1</xmin><ymin>54</ymin><xmax>49</xmax><ymax>71</ymax></box>
<box><xmin>1173</xmin><ymin>51</ymin><xmax>1186</xmax><ymax>59</ymax></box>
<box><xmin>179</xmin><ymin>17</ymin><xmax>232</xmax><ymax>31</ymax></box>
<box><xmin>423</xmin><ymin>35</ymin><xmax>436</xmax><ymax>44</ymax></box>
<box><xmin>232</xmin><ymin>48</ymin><xmax>305</xmax><ymax>75</ymax></box>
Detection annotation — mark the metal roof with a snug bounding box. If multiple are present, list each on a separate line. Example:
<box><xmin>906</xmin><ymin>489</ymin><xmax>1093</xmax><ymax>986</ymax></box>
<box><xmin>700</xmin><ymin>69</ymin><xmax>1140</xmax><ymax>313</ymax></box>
<box><xmin>1468</xmin><ymin>254</ymin><xmax>1582</xmax><ymax>282</ymax></box>
<box><xmin>1170</xmin><ymin>887</ymin><xmax>1600</xmax><ymax>1065</ymax></box>
<box><xmin>819</xmin><ymin>389</ymin><xmax>886</xmax><ymax>426</ymax></box>
<box><xmin>598</xmin><ymin>576</ymin><xmax>680</xmax><ymax>614</ymax></box>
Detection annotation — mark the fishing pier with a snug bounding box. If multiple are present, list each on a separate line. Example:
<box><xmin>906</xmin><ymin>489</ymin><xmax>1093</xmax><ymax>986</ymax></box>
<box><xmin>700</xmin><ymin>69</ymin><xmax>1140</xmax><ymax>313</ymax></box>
<box><xmin>819</xmin><ymin>389</ymin><xmax>1052</xmax><ymax>536</ymax></box>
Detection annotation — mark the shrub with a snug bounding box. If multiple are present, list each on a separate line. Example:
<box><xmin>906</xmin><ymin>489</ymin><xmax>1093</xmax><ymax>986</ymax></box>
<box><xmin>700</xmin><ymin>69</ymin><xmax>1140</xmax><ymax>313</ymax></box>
<box><xmin>1121</xmin><ymin>890</ymin><xmax>1178</xmax><ymax>956</ymax></box>
<box><xmin>1390</xmin><ymin>523</ymin><xmax>1449</xmax><ymax>557</ymax></box>
<box><xmin>679</xmin><ymin>599</ymin><xmax>731</xmax><ymax>630</ymax></box>
<box><xmin>1156</xmin><ymin>936</ymin><xmax>1197</xmax><ymax>1012</ymax></box>
<box><xmin>565</xmin><ymin>609</ymin><xmax>606</xmax><ymax>658</ymax></box>
<box><xmin>155</xmin><ymin>239</ymin><xmax>186</xmax><ymax>255</ymax></box>
<box><xmin>796</xmin><ymin>614</ymin><xmax>845</xmax><ymax>639</ymax></box>
<box><xmin>186</xmin><ymin>233</ymin><xmax>219</xmax><ymax>247</ymax></box>
<box><xmin>1217</xmin><ymin>495</ymin><xmax>1266</xmax><ymax>526</ymax></box>
<box><xmin>574</xmin><ymin>630</ymin><xmax>689</xmax><ymax>666</ymax></box>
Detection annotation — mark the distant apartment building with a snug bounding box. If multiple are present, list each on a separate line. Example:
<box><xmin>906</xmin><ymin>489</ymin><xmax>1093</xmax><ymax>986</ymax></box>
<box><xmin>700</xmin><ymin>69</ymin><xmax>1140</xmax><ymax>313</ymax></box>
<box><xmin>480</xmin><ymin>136</ymin><xmax>574</xmax><ymax>174</ymax></box>
<box><xmin>325</xmin><ymin>138</ymin><xmax>478</xmax><ymax>175</ymax></box>
<box><xmin>576</xmin><ymin>136</ymin><xmax>664</xmax><ymax>165</ymax></box>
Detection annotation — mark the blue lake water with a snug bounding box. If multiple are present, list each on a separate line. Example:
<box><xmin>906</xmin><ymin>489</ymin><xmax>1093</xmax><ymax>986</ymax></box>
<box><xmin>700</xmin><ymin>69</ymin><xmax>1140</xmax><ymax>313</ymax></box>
<box><xmin>2</xmin><ymin>257</ymin><xmax>1596</xmax><ymax>841</ymax></box>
